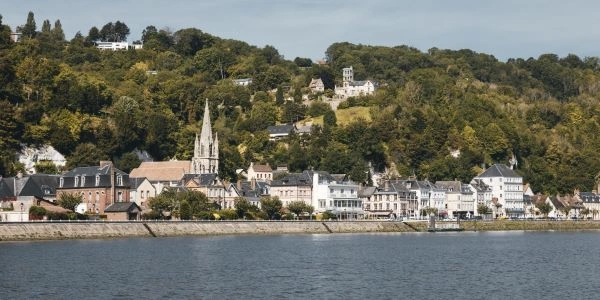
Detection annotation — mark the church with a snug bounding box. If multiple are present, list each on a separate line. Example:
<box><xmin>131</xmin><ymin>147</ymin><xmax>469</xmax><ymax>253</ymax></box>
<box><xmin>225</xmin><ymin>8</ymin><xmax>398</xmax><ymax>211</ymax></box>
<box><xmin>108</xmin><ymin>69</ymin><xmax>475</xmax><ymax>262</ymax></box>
<box><xmin>130</xmin><ymin>100</ymin><xmax>222</xmax><ymax>196</ymax></box>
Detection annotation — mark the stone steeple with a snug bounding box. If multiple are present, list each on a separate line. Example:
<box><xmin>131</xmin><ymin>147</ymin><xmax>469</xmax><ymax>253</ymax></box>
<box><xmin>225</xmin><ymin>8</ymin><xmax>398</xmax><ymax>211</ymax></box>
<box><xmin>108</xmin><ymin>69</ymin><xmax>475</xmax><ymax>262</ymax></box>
<box><xmin>191</xmin><ymin>100</ymin><xmax>219</xmax><ymax>174</ymax></box>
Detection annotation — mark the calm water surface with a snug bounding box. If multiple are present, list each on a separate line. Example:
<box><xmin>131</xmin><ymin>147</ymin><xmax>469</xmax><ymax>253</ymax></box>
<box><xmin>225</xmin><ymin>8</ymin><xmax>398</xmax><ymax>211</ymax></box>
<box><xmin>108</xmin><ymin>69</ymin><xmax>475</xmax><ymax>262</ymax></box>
<box><xmin>1</xmin><ymin>231</ymin><xmax>600</xmax><ymax>299</ymax></box>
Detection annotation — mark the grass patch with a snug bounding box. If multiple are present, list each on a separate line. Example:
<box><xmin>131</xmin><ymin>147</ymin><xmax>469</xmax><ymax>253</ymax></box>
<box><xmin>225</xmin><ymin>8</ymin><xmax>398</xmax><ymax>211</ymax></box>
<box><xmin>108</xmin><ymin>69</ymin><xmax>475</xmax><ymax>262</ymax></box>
<box><xmin>300</xmin><ymin>106</ymin><xmax>372</xmax><ymax>127</ymax></box>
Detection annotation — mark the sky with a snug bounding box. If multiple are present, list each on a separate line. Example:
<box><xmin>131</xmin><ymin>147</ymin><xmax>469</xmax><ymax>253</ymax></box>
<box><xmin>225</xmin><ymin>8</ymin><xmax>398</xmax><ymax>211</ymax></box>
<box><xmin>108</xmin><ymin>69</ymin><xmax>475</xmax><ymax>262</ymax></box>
<box><xmin>2</xmin><ymin>0</ymin><xmax>600</xmax><ymax>62</ymax></box>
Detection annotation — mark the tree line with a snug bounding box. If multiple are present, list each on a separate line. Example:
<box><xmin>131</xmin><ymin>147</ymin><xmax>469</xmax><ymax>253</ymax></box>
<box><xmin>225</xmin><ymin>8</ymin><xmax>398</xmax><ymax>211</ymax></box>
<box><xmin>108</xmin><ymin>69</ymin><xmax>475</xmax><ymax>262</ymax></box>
<box><xmin>1</xmin><ymin>11</ymin><xmax>600</xmax><ymax>195</ymax></box>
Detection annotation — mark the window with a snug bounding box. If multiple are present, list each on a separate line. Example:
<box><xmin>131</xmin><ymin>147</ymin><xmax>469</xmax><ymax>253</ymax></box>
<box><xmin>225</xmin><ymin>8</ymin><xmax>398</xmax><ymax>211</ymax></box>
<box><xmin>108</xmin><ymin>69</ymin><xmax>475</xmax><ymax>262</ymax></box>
<box><xmin>341</xmin><ymin>189</ymin><xmax>345</xmax><ymax>194</ymax></box>
<box><xmin>81</xmin><ymin>175</ymin><xmax>86</xmax><ymax>187</ymax></box>
<box><xmin>74</xmin><ymin>176</ymin><xmax>79</xmax><ymax>187</ymax></box>
<box><xmin>116</xmin><ymin>175</ymin><xmax>123</xmax><ymax>186</ymax></box>
<box><xmin>59</xmin><ymin>177</ymin><xmax>64</xmax><ymax>188</ymax></box>
<box><xmin>117</xmin><ymin>191</ymin><xmax>123</xmax><ymax>202</ymax></box>
<box><xmin>351</xmin><ymin>189</ymin><xmax>354</xmax><ymax>194</ymax></box>
<box><xmin>330</xmin><ymin>188</ymin><xmax>334</xmax><ymax>193</ymax></box>
<box><xmin>95</xmin><ymin>175</ymin><xmax>100</xmax><ymax>186</ymax></box>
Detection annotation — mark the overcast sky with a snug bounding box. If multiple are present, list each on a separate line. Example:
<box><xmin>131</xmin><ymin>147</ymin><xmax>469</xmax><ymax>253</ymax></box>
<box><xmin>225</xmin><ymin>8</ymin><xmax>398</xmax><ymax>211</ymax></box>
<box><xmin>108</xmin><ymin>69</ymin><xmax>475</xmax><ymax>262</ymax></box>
<box><xmin>2</xmin><ymin>0</ymin><xmax>599</xmax><ymax>61</ymax></box>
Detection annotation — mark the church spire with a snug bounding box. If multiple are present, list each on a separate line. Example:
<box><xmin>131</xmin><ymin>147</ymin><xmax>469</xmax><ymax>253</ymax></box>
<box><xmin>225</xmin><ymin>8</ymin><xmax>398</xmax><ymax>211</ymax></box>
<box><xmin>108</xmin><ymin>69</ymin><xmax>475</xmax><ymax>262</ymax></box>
<box><xmin>191</xmin><ymin>99</ymin><xmax>219</xmax><ymax>175</ymax></box>
<box><xmin>200</xmin><ymin>99</ymin><xmax>213</xmax><ymax>143</ymax></box>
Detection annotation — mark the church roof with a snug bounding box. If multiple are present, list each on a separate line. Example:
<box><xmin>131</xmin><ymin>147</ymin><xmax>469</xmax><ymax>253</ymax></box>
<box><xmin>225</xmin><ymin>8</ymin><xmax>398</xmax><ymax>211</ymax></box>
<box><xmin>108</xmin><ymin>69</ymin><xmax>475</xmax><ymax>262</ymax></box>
<box><xmin>250</xmin><ymin>163</ymin><xmax>272</xmax><ymax>173</ymax></box>
<box><xmin>129</xmin><ymin>161</ymin><xmax>191</xmax><ymax>182</ymax></box>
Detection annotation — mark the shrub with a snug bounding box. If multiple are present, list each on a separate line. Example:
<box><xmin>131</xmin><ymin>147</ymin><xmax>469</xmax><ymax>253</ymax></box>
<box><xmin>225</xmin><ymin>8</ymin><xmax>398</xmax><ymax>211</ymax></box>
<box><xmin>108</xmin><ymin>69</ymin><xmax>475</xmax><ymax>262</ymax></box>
<box><xmin>322</xmin><ymin>211</ymin><xmax>337</xmax><ymax>220</ymax></box>
<box><xmin>29</xmin><ymin>206</ymin><xmax>47</xmax><ymax>219</ymax></box>
<box><xmin>218</xmin><ymin>209</ymin><xmax>238</xmax><ymax>220</ymax></box>
<box><xmin>142</xmin><ymin>211</ymin><xmax>162</xmax><ymax>220</ymax></box>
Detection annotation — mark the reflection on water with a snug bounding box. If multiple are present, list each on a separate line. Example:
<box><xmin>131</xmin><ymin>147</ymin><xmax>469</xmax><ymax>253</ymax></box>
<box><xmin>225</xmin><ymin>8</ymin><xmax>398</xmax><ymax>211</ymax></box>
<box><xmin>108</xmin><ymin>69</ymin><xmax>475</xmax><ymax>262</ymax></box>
<box><xmin>1</xmin><ymin>231</ymin><xmax>600</xmax><ymax>299</ymax></box>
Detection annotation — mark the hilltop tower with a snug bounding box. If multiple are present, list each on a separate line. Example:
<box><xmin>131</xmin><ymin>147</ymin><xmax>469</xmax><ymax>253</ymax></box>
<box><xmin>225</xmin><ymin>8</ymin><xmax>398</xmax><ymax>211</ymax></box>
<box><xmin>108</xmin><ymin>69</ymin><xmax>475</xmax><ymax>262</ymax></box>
<box><xmin>342</xmin><ymin>66</ymin><xmax>354</xmax><ymax>87</ymax></box>
<box><xmin>191</xmin><ymin>100</ymin><xmax>219</xmax><ymax>174</ymax></box>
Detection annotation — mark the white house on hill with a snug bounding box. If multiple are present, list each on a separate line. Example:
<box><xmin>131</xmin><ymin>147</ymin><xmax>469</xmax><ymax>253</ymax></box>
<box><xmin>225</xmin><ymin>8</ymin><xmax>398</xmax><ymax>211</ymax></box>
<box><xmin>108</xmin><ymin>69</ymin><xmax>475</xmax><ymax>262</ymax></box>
<box><xmin>334</xmin><ymin>66</ymin><xmax>377</xmax><ymax>97</ymax></box>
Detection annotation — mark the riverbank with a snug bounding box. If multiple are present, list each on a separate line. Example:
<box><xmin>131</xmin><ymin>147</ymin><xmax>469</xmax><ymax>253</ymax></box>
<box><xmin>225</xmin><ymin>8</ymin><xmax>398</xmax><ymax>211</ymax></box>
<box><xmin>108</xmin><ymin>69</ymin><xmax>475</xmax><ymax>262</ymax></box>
<box><xmin>2</xmin><ymin>220</ymin><xmax>600</xmax><ymax>241</ymax></box>
<box><xmin>0</xmin><ymin>221</ymin><xmax>417</xmax><ymax>241</ymax></box>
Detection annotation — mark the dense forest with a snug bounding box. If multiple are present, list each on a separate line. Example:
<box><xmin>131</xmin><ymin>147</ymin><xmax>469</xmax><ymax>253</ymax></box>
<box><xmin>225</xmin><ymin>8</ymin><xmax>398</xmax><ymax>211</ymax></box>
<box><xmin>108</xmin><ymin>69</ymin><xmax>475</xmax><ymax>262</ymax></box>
<box><xmin>1</xmin><ymin>12</ymin><xmax>600</xmax><ymax>195</ymax></box>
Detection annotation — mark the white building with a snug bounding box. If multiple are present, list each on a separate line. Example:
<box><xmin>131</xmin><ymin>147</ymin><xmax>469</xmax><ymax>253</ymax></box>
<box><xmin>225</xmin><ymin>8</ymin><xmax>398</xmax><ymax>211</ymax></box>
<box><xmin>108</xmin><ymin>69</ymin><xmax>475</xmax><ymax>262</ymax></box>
<box><xmin>435</xmin><ymin>181</ymin><xmax>474</xmax><ymax>219</ymax></box>
<box><xmin>308</xmin><ymin>78</ymin><xmax>325</xmax><ymax>93</ymax></box>
<box><xmin>473</xmin><ymin>164</ymin><xmax>524</xmax><ymax>217</ymax></box>
<box><xmin>233</xmin><ymin>78</ymin><xmax>253</xmax><ymax>86</ymax></box>
<box><xmin>247</xmin><ymin>162</ymin><xmax>273</xmax><ymax>182</ymax></box>
<box><xmin>129</xmin><ymin>177</ymin><xmax>156</xmax><ymax>210</ymax></box>
<box><xmin>470</xmin><ymin>179</ymin><xmax>493</xmax><ymax>216</ymax></box>
<box><xmin>96</xmin><ymin>42</ymin><xmax>129</xmax><ymax>51</ymax></box>
<box><xmin>311</xmin><ymin>171</ymin><xmax>362</xmax><ymax>219</ymax></box>
<box><xmin>334</xmin><ymin>66</ymin><xmax>377</xmax><ymax>97</ymax></box>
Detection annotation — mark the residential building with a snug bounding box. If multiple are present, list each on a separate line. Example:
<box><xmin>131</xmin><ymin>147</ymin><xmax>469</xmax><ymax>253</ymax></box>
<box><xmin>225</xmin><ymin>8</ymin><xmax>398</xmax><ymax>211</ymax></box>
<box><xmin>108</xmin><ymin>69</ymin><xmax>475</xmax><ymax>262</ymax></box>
<box><xmin>233</xmin><ymin>78</ymin><xmax>252</xmax><ymax>86</ymax></box>
<box><xmin>247</xmin><ymin>162</ymin><xmax>273</xmax><ymax>182</ymax></box>
<box><xmin>104</xmin><ymin>202</ymin><xmax>141</xmax><ymax>221</ymax></box>
<box><xmin>57</xmin><ymin>161</ymin><xmax>130</xmax><ymax>215</ymax></box>
<box><xmin>267</xmin><ymin>124</ymin><xmax>296</xmax><ymax>140</ymax></box>
<box><xmin>362</xmin><ymin>181</ymin><xmax>418</xmax><ymax>219</ymax></box>
<box><xmin>308</xmin><ymin>78</ymin><xmax>325</xmax><ymax>93</ymax></box>
<box><xmin>470</xmin><ymin>179</ymin><xmax>493</xmax><ymax>216</ymax></box>
<box><xmin>270</xmin><ymin>172</ymin><xmax>313</xmax><ymax>207</ymax></box>
<box><xmin>223</xmin><ymin>180</ymin><xmax>269</xmax><ymax>210</ymax></box>
<box><xmin>334</xmin><ymin>66</ymin><xmax>377</xmax><ymax>97</ymax></box>
<box><xmin>0</xmin><ymin>173</ymin><xmax>62</xmax><ymax>222</ymax></box>
<box><xmin>310</xmin><ymin>171</ymin><xmax>362</xmax><ymax>219</ymax></box>
<box><xmin>472</xmin><ymin>164</ymin><xmax>524</xmax><ymax>217</ymax></box>
<box><xmin>396</xmin><ymin>180</ymin><xmax>444</xmax><ymax>218</ymax></box>
<box><xmin>95</xmin><ymin>41</ymin><xmax>129</xmax><ymax>50</ymax></box>
<box><xmin>10</xmin><ymin>32</ymin><xmax>22</xmax><ymax>43</ymax></box>
<box><xmin>129</xmin><ymin>177</ymin><xmax>156</xmax><ymax>210</ymax></box>
<box><xmin>435</xmin><ymin>181</ymin><xmax>474</xmax><ymax>218</ymax></box>
<box><xmin>184</xmin><ymin>173</ymin><xmax>225</xmax><ymax>205</ymax></box>
<box><xmin>577</xmin><ymin>189</ymin><xmax>600</xmax><ymax>220</ymax></box>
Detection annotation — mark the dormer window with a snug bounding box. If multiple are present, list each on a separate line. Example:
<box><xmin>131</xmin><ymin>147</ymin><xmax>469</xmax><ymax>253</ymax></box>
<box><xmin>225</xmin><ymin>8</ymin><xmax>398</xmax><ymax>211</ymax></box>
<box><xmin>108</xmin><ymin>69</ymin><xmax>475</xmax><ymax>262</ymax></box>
<box><xmin>59</xmin><ymin>177</ymin><xmax>64</xmax><ymax>188</ymax></box>
<box><xmin>81</xmin><ymin>175</ymin><xmax>86</xmax><ymax>187</ymax></box>
<box><xmin>116</xmin><ymin>175</ymin><xmax>123</xmax><ymax>186</ymax></box>
<box><xmin>95</xmin><ymin>174</ymin><xmax>100</xmax><ymax>186</ymax></box>
<box><xmin>74</xmin><ymin>176</ymin><xmax>80</xmax><ymax>187</ymax></box>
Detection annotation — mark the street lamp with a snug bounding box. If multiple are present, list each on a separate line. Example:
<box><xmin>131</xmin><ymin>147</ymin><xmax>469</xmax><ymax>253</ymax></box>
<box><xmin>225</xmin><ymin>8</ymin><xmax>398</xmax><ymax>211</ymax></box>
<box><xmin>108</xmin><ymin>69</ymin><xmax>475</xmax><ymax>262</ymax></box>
<box><xmin>20</xmin><ymin>202</ymin><xmax>24</xmax><ymax>222</ymax></box>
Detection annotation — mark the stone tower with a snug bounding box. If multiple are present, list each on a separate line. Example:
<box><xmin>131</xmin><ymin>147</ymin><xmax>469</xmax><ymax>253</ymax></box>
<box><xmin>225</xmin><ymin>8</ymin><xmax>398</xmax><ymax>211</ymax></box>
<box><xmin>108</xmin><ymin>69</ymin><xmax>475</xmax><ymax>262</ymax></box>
<box><xmin>342</xmin><ymin>66</ymin><xmax>354</xmax><ymax>87</ymax></box>
<box><xmin>191</xmin><ymin>100</ymin><xmax>219</xmax><ymax>174</ymax></box>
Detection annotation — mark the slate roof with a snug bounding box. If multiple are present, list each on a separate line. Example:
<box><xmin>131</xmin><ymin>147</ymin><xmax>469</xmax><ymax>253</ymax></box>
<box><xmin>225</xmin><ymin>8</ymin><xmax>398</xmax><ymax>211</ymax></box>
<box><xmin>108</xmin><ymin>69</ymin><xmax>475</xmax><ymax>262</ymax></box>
<box><xmin>435</xmin><ymin>181</ymin><xmax>473</xmax><ymax>194</ymax></box>
<box><xmin>271</xmin><ymin>172</ymin><xmax>312</xmax><ymax>187</ymax></box>
<box><xmin>129</xmin><ymin>177</ymin><xmax>149</xmax><ymax>189</ymax></box>
<box><xmin>0</xmin><ymin>175</ymin><xmax>59</xmax><ymax>198</ymax></box>
<box><xmin>358</xmin><ymin>186</ymin><xmax>376</xmax><ymax>198</ymax></box>
<box><xmin>104</xmin><ymin>202</ymin><xmax>141</xmax><ymax>212</ymax></box>
<box><xmin>477</xmin><ymin>164</ymin><xmax>520</xmax><ymax>178</ymax></box>
<box><xmin>470</xmin><ymin>179</ymin><xmax>492</xmax><ymax>192</ymax></box>
<box><xmin>267</xmin><ymin>124</ymin><xmax>295</xmax><ymax>135</ymax></box>
<box><xmin>64</xmin><ymin>165</ymin><xmax>127</xmax><ymax>177</ymax></box>
<box><xmin>579</xmin><ymin>192</ymin><xmax>600</xmax><ymax>203</ymax></box>
<box><xmin>186</xmin><ymin>173</ymin><xmax>221</xmax><ymax>186</ymax></box>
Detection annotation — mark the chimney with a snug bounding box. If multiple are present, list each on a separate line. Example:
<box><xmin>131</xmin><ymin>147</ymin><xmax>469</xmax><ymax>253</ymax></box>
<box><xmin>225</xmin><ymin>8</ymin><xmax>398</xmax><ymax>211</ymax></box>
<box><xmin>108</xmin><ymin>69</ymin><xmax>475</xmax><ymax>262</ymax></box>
<box><xmin>384</xmin><ymin>180</ymin><xmax>389</xmax><ymax>191</ymax></box>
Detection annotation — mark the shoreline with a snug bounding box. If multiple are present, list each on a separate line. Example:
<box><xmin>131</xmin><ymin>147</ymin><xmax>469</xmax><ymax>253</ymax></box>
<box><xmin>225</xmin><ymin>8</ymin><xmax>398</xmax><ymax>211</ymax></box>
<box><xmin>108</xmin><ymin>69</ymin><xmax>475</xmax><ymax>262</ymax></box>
<box><xmin>2</xmin><ymin>220</ymin><xmax>600</xmax><ymax>241</ymax></box>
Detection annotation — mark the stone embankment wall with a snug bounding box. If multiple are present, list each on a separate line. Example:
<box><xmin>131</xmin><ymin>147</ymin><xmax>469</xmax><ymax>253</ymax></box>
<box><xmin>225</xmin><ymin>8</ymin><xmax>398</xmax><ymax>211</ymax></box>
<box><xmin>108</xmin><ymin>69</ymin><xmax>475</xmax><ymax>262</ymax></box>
<box><xmin>460</xmin><ymin>220</ymin><xmax>600</xmax><ymax>231</ymax></box>
<box><xmin>0</xmin><ymin>221</ymin><xmax>417</xmax><ymax>241</ymax></box>
<box><xmin>0</xmin><ymin>222</ymin><xmax>151</xmax><ymax>241</ymax></box>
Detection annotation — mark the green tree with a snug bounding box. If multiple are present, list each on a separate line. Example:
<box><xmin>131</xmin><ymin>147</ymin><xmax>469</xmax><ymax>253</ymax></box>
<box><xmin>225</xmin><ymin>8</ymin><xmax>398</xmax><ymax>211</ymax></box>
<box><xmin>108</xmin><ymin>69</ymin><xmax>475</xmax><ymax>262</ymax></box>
<box><xmin>179</xmin><ymin>200</ymin><xmax>192</xmax><ymax>220</ymax></box>
<box><xmin>561</xmin><ymin>205</ymin><xmax>572</xmax><ymax>219</ymax></box>
<box><xmin>260</xmin><ymin>196</ymin><xmax>282</xmax><ymax>220</ymax></box>
<box><xmin>477</xmin><ymin>204</ymin><xmax>490</xmax><ymax>215</ymax></box>
<box><xmin>287</xmin><ymin>201</ymin><xmax>307</xmax><ymax>219</ymax></box>
<box><xmin>22</xmin><ymin>11</ymin><xmax>37</xmax><ymax>38</ymax></box>
<box><xmin>275</xmin><ymin>86</ymin><xmax>284</xmax><ymax>105</ymax></box>
<box><xmin>536</xmin><ymin>202</ymin><xmax>553</xmax><ymax>219</ymax></box>
<box><xmin>58</xmin><ymin>193</ymin><xmax>82</xmax><ymax>211</ymax></box>
<box><xmin>66</xmin><ymin>143</ymin><xmax>107</xmax><ymax>169</ymax></box>
<box><xmin>234</xmin><ymin>197</ymin><xmax>257</xmax><ymax>219</ymax></box>
<box><xmin>116</xmin><ymin>152</ymin><xmax>141</xmax><ymax>174</ymax></box>
<box><xmin>52</xmin><ymin>19</ymin><xmax>65</xmax><ymax>41</ymax></box>
<box><xmin>34</xmin><ymin>160</ymin><xmax>59</xmax><ymax>174</ymax></box>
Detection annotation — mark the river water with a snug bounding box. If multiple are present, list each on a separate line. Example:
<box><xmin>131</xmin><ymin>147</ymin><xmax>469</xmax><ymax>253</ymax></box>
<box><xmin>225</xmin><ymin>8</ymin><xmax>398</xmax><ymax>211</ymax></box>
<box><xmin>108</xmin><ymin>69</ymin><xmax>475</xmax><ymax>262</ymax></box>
<box><xmin>1</xmin><ymin>231</ymin><xmax>599</xmax><ymax>299</ymax></box>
